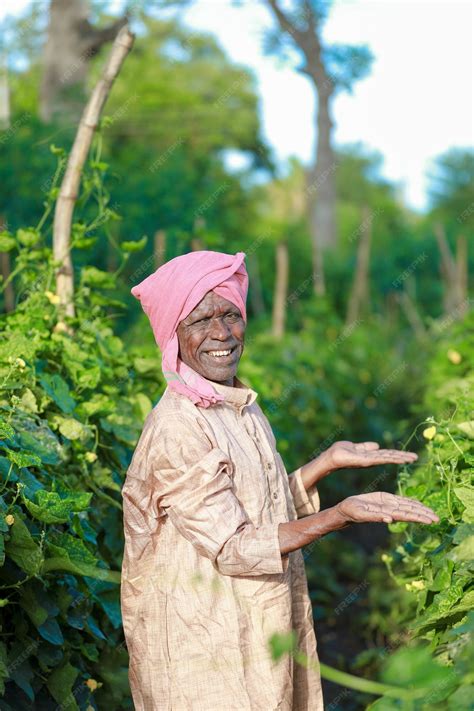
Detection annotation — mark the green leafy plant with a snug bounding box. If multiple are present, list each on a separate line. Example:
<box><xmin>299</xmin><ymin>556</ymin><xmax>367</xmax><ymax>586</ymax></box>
<box><xmin>367</xmin><ymin>310</ymin><xmax>474</xmax><ymax>710</ymax></box>
<box><xmin>0</xmin><ymin>144</ymin><xmax>162</xmax><ymax>709</ymax></box>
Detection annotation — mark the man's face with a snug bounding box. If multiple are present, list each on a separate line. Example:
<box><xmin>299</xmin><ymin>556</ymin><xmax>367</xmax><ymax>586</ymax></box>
<box><xmin>177</xmin><ymin>291</ymin><xmax>245</xmax><ymax>386</ymax></box>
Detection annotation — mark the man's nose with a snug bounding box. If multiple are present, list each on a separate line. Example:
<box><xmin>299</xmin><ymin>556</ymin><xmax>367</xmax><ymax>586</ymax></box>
<box><xmin>208</xmin><ymin>316</ymin><xmax>232</xmax><ymax>340</ymax></box>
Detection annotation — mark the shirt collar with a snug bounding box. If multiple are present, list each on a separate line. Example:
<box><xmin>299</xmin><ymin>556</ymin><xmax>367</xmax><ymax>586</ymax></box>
<box><xmin>208</xmin><ymin>374</ymin><xmax>258</xmax><ymax>414</ymax></box>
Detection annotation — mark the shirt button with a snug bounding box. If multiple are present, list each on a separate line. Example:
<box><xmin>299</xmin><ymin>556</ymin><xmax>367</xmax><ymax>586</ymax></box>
<box><xmin>272</xmin><ymin>492</ymin><xmax>278</xmax><ymax>499</ymax></box>
<box><xmin>266</xmin><ymin>462</ymin><xmax>273</xmax><ymax>470</ymax></box>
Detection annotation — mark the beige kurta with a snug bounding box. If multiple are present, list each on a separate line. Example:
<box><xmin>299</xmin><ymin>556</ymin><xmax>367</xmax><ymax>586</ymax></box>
<box><xmin>120</xmin><ymin>374</ymin><xmax>324</xmax><ymax>710</ymax></box>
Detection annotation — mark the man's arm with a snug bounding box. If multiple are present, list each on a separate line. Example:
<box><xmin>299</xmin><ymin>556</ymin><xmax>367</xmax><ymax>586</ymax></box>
<box><xmin>278</xmin><ymin>492</ymin><xmax>439</xmax><ymax>556</ymax></box>
<box><xmin>294</xmin><ymin>441</ymin><xmax>419</xmax><ymax>491</ymax></box>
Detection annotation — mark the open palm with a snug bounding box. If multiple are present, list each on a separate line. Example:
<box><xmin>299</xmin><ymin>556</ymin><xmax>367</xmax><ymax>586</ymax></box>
<box><xmin>328</xmin><ymin>440</ymin><xmax>418</xmax><ymax>471</ymax></box>
<box><xmin>338</xmin><ymin>491</ymin><xmax>438</xmax><ymax>525</ymax></box>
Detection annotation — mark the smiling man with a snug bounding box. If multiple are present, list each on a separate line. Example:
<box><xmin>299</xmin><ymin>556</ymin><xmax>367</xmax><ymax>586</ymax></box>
<box><xmin>121</xmin><ymin>250</ymin><xmax>438</xmax><ymax>711</ymax></box>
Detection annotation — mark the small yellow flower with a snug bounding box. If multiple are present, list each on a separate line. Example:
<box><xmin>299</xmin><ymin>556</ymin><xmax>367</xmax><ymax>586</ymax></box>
<box><xmin>423</xmin><ymin>426</ymin><xmax>437</xmax><ymax>440</ymax></box>
<box><xmin>53</xmin><ymin>322</ymin><xmax>68</xmax><ymax>333</ymax></box>
<box><xmin>447</xmin><ymin>349</ymin><xmax>462</xmax><ymax>365</ymax></box>
<box><xmin>405</xmin><ymin>580</ymin><xmax>425</xmax><ymax>592</ymax></box>
<box><xmin>45</xmin><ymin>290</ymin><xmax>60</xmax><ymax>305</ymax></box>
<box><xmin>15</xmin><ymin>358</ymin><xmax>26</xmax><ymax>369</ymax></box>
<box><xmin>5</xmin><ymin>515</ymin><xmax>14</xmax><ymax>526</ymax></box>
<box><xmin>381</xmin><ymin>553</ymin><xmax>392</xmax><ymax>563</ymax></box>
<box><xmin>85</xmin><ymin>452</ymin><xmax>98</xmax><ymax>463</ymax></box>
<box><xmin>85</xmin><ymin>678</ymin><xmax>99</xmax><ymax>691</ymax></box>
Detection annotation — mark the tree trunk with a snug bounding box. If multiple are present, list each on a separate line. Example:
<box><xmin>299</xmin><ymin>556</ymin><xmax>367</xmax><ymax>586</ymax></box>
<box><xmin>53</xmin><ymin>26</ymin><xmax>134</xmax><ymax>321</ymax></box>
<box><xmin>397</xmin><ymin>290</ymin><xmax>428</xmax><ymax>342</ymax></box>
<box><xmin>309</xmin><ymin>86</ymin><xmax>336</xmax><ymax>248</ymax></box>
<box><xmin>272</xmin><ymin>240</ymin><xmax>288</xmax><ymax>339</ymax></box>
<box><xmin>0</xmin><ymin>253</ymin><xmax>14</xmax><ymax>312</ymax></box>
<box><xmin>346</xmin><ymin>205</ymin><xmax>372</xmax><ymax>325</ymax></box>
<box><xmin>40</xmin><ymin>0</ymin><xmax>127</xmax><ymax>123</ymax></box>
<box><xmin>191</xmin><ymin>238</ymin><xmax>204</xmax><ymax>251</ymax></box>
<box><xmin>434</xmin><ymin>223</ymin><xmax>468</xmax><ymax>317</ymax></box>
<box><xmin>0</xmin><ymin>215</ymin><xmax>14</xmax><ymax>312</ymax></box>
<box><xmin>456</xmin><ymin>234</ymin><xmax>468</xmax><ymax>317</ymax></box>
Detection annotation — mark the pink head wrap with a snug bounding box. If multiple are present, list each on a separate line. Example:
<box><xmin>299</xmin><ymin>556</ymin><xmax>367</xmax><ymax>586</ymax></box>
<box><xmin>131</xmin><ymin>250</ymin><xmax>248</xmax><ymax>408</ymax></box>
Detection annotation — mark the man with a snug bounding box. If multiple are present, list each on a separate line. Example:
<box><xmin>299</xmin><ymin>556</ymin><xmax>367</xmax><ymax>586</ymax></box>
<box><xmin>121</xmin><ymin>250</ymin><xmax>438</xmax><ymax>710</ymax></box>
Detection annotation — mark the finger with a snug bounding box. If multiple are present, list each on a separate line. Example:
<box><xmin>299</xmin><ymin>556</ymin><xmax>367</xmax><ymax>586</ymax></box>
<box><xmin>385</xmin><ymin>500</ymin><xmax>439</xmax><ymax>520</ymax></box>
<box><xmin>376</xmin><ymin>450</ymin><xmax>418</xmax><ymax>461</ymax></box>
<box><xmin>390</xmin><ymin>510</ymin><xmax>438</xmax><ymax>524</ymax></box>
<box><xmin>361</xmin><ymin>451</ymin><xmax>418</xmax><ymax>466</ymax></box>
<box><xmin>393</xmin><ymin>505</ymin><xmax>439</xmax><ymax>522</ymax></box>
<box><xmin>394</xmin><ymin>495</ymin><xmax>438</xmax><ymax>516</ymax></box>
<box><xmin>355</xmin><ymin>442</ymin><xmax>380</xmax><ymax>452</ymax></box>
<box><xmin>376</xmin><ymin>493</ymin><xmax>438</xmax><ymax>518</ymax></box>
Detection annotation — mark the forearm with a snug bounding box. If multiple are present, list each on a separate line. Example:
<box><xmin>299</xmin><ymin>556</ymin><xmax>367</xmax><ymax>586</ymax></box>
<box><xmin>297</xmin><ymin>448</ymin><xmax>334</xmax><ymax>490</ymax></box>
<box><xmin>277</xmin><ymin>505</ymin><xmax>348</xmax><ymax>556</ymax></box>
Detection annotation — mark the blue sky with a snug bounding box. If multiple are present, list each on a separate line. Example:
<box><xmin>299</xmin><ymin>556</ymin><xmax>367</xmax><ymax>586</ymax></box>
<box><xmin>2</xmin><ymin>0</ymin><xmax>473</xmax><ymax>211</ymax></box>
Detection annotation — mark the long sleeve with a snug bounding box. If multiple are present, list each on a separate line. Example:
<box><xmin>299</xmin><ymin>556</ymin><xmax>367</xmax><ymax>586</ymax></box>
<box><xmin>151</xmin><ymin>412</ymin><xmax>289</xmax><ymax>577</ymax></box>
<box><xmin>288</xmin><ymin>467</ymin><xmax>320</xmax><ymax>518</ymax></box>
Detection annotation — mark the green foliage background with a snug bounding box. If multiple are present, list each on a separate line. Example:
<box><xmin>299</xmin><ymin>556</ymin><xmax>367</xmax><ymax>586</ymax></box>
<box><xmin>0</xmin><ymin>5</ymin><xmax>473</xmax><ymax>710</ymax></box>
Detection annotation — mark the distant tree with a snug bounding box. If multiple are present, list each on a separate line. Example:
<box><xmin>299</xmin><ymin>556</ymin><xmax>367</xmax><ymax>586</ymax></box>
<box><xmin>427</xmin><ymin>147</ymin><xmax>474</xmax><ymax>232</ymax></box>
<box><xmin>260</xmin><ymin>0</ymin><xmax>373</xmax><ymax>294</ymax></box>
<box><xmin>39</xmin><ymin>0</ymin><xmax>128</xmax><ymax>122</ymax></box>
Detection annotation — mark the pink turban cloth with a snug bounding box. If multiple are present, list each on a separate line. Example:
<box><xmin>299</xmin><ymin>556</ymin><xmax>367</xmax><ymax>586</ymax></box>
<box><xmin>130</xmin><ymin>250</ymin><xmax>248</xmax><ymax>408</ymax></box>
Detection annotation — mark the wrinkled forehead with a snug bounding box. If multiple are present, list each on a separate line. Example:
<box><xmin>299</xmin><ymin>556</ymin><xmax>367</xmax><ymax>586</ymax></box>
<box><xmin>180</xmin><ymin>290</ymin><xmax>241</xmax><ymax>324</ymax></box>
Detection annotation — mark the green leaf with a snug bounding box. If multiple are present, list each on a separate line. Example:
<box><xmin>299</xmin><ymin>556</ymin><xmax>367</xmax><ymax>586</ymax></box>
<box><xmin>16</xmin><ymin>228</ymin><xmax>40</xmax><ymax>247</ymax></box>
<box><xmin>23</xmin><ymin>489</ymin><xmax>92</xmax><ymax>524</ymax></box>
<box><xmin>43</xmin><ymin>533</ymin><xmax>120</xmax><ymax>583</ymax></box>
<box><xmin>453</xmin><ymin>523</ymin><xmax>474</xmax><ymax>544</ymax></box>
<box><xmin>81</xmin><ymin>266</ymin><xmax>115</xmax><ymax>289</ymax></box>
<box><xmin>39</xmin><ymin>373</ymin><xmax>76</xmax><ymax>414</ymax></box>
<box><xmin>381</xmin><ymin>645</ymin><xmax>454</xmax><ymax>692</ymax></box>
<box><xmin>0</xmin><ymin>420</ymin><xmax>14</xmax><ymax>440</ymax></box>
<box><xmin>457</xmin><ymin>421</ymin><xmax>474</xmax><ymax>438</ymax></box>
<box><xmin>74</xmin><ymin>236</ymin><xmax>98</xmax><ymax>249</ymax></box>
<box><xmin>46</xmin><ymin>662</ymin><xmax>79</xmax><ymax>710</ymax></box>
<box><xmin>454</xmin><ymin>487</ymin><xmax>474</xmax><ymax>523</ymax></box>
<box><xmin>121</xmin><ymin>235</ymin><xmax>148</xmax><ymax>253</ymax></box>
<box><xmin>49</xmin><ymin>415</ymin><xmax>86</xmax><ymax>441</ymax></box>
<box><xmin>268</xmin><ymin>631</ymin><xmax>297</xmax><ymax>661</ymax></box>
<box><xmin>59</xmin><ymin>418</ymin><xmax>85</xmax><ymax>440</ymax></box>
<box><xmin>20</xmin><ymin>586</ymin><xmax>48</xmax><ymax>628</ymax></box>
<box><xmin>6</xmin><ymin>449</ymin><xmax>41</xmax><ymax>468</ymax></box>
<box><xmin>130</xmin><ymin>392</ymin><xmax>153</xmax><ymax>420</ymax></box>
<box><xmin>133</xmin><ymin>357</ymin><xmax>160</xmax><ymax>375</ymax></box>
<box><xmin>5</xmin><ymin>516</ymin><xmax>43</xmax><ymax>575</ymax></box>
<box><xmin>75</xmin><ymin>393</ymin><xmax>115</xmax><ymax>418</ymax></box>
<box><xmin>448</xmin><ymin>685</ymin><xmax>474</xmax><ymax>711</ymax></box>
<box><xmin>19</xmin><ymin>388</ymin><xmax>38</xmax><ymax>414</ymax></box>
<box><xmin>92</xmin><ymin>465</ymin><xmax>121</xmax><ymax>493</ymax></box>
<box><xmin>14</xmin><ymin>418</ymin><xmax>63</xmax><ymax>465</ymax></box>
<box><xmin>450</xmin><ymin>535</ymin><xmax>474</xmax><ymax>562</ymax></box>
<box><xmin>0</xmin><ymin>232</ymin><xmax>16</xmax><ymax>252</ymax></box>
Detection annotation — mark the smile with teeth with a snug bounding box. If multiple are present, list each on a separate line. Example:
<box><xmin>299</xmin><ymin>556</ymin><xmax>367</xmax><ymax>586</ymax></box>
<box><xmin>206</xmin><ymin>347</ymin><xmax>235</xmax><ymax>358</ymax></box>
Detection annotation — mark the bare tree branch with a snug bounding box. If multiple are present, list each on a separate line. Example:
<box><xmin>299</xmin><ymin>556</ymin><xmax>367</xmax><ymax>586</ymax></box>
<box><xmin>53</xmin><ymin>25</ymin><xmax>135</xmax><ymax>321</ymax></box>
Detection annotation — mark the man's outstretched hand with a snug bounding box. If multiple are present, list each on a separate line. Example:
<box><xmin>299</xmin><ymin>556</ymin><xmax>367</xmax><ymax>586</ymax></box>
<box><xmin>336</xmin><ymin>491</ymin><xmax>439</xmax><ymax>525</ymax></box>
<box><xmin>324</xmin><ymin>440</ymin><xmax>418</xmax><ymax>476</ymax></box>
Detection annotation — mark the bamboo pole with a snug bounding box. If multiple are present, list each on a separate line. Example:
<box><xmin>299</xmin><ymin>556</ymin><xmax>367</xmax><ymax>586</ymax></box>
<box><xmin>346</xmin><ymin>205</ymin><xmax>372</xmax><ymax>325</ymax></box>
<box><xmin>53</xmin><ymin>26</ymin><xmax>135</xmax><ymax>319</ymax></box>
